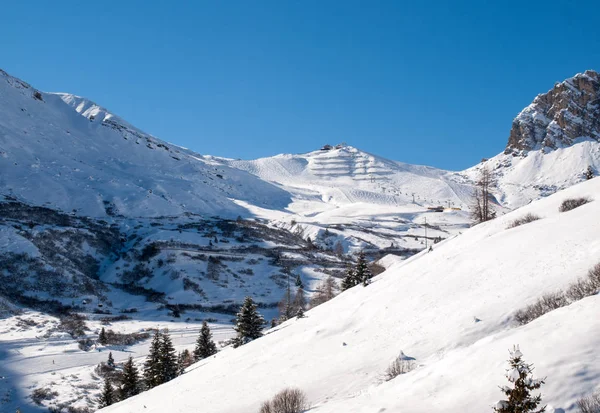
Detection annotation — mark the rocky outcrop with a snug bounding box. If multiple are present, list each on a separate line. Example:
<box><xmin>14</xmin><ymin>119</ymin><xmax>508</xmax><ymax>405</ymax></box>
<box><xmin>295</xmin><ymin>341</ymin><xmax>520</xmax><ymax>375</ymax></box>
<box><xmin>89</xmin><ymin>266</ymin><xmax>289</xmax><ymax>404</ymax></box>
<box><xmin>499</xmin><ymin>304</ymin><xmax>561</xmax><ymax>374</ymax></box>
<box><xmin>506</xmin><ymin>70</ymin><xmax>600</xmax><ymax>153</ymax></box>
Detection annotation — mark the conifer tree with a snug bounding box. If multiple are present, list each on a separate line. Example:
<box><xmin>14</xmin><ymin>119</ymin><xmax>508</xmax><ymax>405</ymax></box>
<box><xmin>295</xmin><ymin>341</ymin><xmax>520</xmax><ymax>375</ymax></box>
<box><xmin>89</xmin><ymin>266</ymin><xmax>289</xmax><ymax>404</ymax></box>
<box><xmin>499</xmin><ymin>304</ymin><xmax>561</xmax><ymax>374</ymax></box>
<box><xmin>97</xmin><ymin>377</ymin><xmax>115</xmax><ymax>408</ymax></box>
<box><xmin>159</xmin><ymin>331</ymin><xmax>178</xmax><ymax>383</ymax></box>
<box><xmin>342</xmin><ymin>265</ymin><xmax>358</xmax><ymax>291</ymax></box>
<box><xmin>493</xmin><ymin>346</ymin><xmax>546</xmax><ymax>413</ymax></box>
<box><xmin>233</xmin><ymin>296</ymin><xmax>264</xmax><ymax>347</ymax></box>
<box><xmin>355</xmin><ymin>251</ymin><xmax>373</xmax><ymax>286</ymax></box>
<box><xmin>143</xmin><ymin>330</ymin><xmax>163</xmax><ymax>389</ymax></box>
<box><xmin>295</xmin><ymin>274</ymin><xmax>304</xmax><ymax>288</ymax></box>
<box><xmin>107</xmin><ymin>351</ymin><xmax>115</xmax><ymax>368</ymax></box>
<box><xmin>278</xmin><ymin>281</ymin><xmax>294</xmax><ymax>321</ymax></box>
<box><xmin>120</xmin><ymin>355</ymin><xmax>140</xmax><ymax>400</ymax></box>
<box><xmin>99</xmin><ymin>327</ymin><xmax>108</xmax><ymax>345</ymax></box>
<box><xmin>585</xmin><ymin>165</ymin><xmax>595</xmax><ymax>180</ymax></box>
<box><xmin>193</xmin><ymin>321</ymin><xmax>218</xmax><ymax>361</ymax></box>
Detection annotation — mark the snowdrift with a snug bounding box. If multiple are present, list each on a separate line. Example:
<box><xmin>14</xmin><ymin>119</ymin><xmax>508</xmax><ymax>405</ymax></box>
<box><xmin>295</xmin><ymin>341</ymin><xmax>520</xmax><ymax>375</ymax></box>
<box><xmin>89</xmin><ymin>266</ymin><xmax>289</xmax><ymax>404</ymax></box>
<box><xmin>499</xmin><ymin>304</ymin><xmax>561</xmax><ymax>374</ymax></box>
<box><xmin>102</xmin><ymin>177</ymin><xmax>600</xmax><ymax>413</ymax></box>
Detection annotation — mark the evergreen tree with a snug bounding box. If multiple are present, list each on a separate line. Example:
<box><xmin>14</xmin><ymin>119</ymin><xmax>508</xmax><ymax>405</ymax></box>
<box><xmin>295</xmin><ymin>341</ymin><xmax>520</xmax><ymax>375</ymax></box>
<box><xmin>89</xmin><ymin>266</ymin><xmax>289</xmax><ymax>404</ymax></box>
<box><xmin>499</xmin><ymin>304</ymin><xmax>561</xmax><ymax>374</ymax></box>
<box><xmin>493</xmin><ymin>346</ymin><xmax>546</xmax><ymax>413</ymax></box>
<box><xmin>355</xmin><ymin>251</ymin><xmax>373</xmax><ymax>286</ymax></box>
<box><xmin>143</xmin><ymin>330</ymin><xmax>163</xmax><ymax>389</ymax></box>
<box><xmin>159</xmin><ymin>331</ymin><xmax>178</xmax><ymax>382</ymax></box>
<box><xmin>99</xmin><ymin>327</ymin><xmax>108</xmax><ymax>345</ymax></box>
<box><xmin>107</xmin><ymin>351</ymin><xmax>115</xmax><ymax>368</ymax></box>
<box><xmin>97</xmin><ymin>378</ymin><xmax>115</xmax><ymax>408</ymax></box>
<box><xmin>120</xmin><ymin>355</ymin><xmax>140</xmax><ymax>400</ymax></box>
<box><xmin>193</xmin><ymin>321</ymin><xmax>218</xmax><ymax>361</ymax></box>
<box><xmin>585</xmin><ymin>165</ymin><xmax>595</xmax><ymax>180</ymax></box>
<box><xmin>233</xmin><ymin>296</ymin><xmax>264</xmax><ymax>347</ymax></box>
<box><xmin>295</xmin><ymin>274</ymin><xmax>304</xmax><ymax>288</ymax></box>
<box><xmin>341</xmin><ymin>265</ymin><xmax>358</xmax><ymax>291</ymax></box>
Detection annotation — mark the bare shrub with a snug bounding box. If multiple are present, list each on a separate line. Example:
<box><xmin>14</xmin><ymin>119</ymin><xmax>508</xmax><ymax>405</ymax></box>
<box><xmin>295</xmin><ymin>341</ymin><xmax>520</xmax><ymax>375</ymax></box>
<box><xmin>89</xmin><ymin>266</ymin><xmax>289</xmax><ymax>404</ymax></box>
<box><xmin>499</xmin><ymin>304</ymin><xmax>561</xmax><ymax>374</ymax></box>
<box><xmin>507</xmin><ymin>213</ymin><xmax>541</xmax><ymax>229</ymax></box>
<box><xmin>588</xmin><ymin>263</ymin><xmax>600</xmax><ymax>290</ymax></box>
<box><xmin>559</xmin><ymin>197</ymin><xmax>591</xmax><ymax>212</ymax></box>
<box><xmin>385</xmin><ymin>358</ymin><xmax>416</xmax><ymax>381</ymax></box>
<box><xmin>259</xmin><ymin>401</ymin><xmax>273</xmax><ymax>413</ymax></box>
<box><xmin>577</xmin><ymin>391</ymin><xmax>600</xmax><ymax>413</ymax></box>
<box><xmin>31</xmin><ymin>387</ymin><xmax>58</xmax><ymax>405</ymax></box>
<box><xmin>515</xmin><ymin>261</ymin><xmax>600</xmax><ymax>325</ymax></box>
<box><xmin>514</xmin><ymin>291</ymin><xmax>568</xmax><ymax>325</ymax></box>
<box><xmin>261</xmin><ymin>388</ymin><xmax>309</xmax><ymax>413</ymax></box>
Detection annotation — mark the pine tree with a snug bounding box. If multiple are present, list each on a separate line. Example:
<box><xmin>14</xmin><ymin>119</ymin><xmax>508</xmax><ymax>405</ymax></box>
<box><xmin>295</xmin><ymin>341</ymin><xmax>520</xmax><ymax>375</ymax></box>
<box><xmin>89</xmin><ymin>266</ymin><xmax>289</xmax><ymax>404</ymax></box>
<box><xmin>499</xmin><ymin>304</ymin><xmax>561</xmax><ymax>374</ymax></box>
<box><xmin>120</xmin><ymin>355</ymin><xmax>140</xmax><ymax>400</ymax></box>
<box><xmin>193</xmin><ymin>321</ymin><xmax>217</xmax><ymax>361</ymax></box>
<box><xmin>295</xmin><ymin>274</ymin><xmax>304</xmax><ymax>288</ymax></box>
<box><xmin>355</xmin><ymin>251</ymin><xmax>373</xmax><ymax>286</ymax></box>
<box><xmin>143</xmin><ymin>330</ymin><xmax>163</xmax><ymax>389</ymax></box>
<box><xmin>493</xmin><ymin>346</ymin><xmax>546</xmax><ymax>413</ymax></box>
<box><xmin>99</xmin><ymin>327</ymin><xmax>108</xmax><ymax>345</ymax></box>
<box><xmin>107</xmin><ymin>351</ymin><xmax>115</xmax><ymax>368</ymax></box>
<box><xmin>233</xmin><ymin>296</ymin><xmax>264</xmax><ymax>347</ymax></box>
<box><xmin>97</xmin><ymin>377</ymin><xmax>115</xmax><ymax>408</ymax></box>
<box><xmin>341</xmin><ymin>265</ymin><xmax>357</xmax><ymax>291</ymax></box>
<box><xmin>585</xmin><ymin>165</ymin><xmax>594</xmax><ymax>180</ymax></box>
<box><xmin>159</xmin><ymin>331</ymin><xmax>178</xmax><ymax>383</ymax></box>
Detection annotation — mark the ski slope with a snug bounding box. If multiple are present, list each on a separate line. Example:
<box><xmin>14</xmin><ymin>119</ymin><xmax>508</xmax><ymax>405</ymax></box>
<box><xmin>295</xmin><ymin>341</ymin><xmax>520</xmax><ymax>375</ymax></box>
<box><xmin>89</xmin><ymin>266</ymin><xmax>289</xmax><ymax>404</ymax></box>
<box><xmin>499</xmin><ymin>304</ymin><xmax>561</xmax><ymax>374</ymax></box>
<box><xmin>102</xmin><ymin>177</ymin><xmax>600</xmax><ymax>413</ymax></box>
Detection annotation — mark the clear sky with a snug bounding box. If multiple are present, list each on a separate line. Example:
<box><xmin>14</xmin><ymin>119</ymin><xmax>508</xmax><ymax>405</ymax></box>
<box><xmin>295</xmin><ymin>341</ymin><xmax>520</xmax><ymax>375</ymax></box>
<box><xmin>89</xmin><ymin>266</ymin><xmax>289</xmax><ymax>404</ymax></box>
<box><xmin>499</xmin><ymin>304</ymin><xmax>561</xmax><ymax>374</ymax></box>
<box><xmin>2</xmin><ymin>0</ymin><xmax>599</xmax><ymax>170</ymax></box>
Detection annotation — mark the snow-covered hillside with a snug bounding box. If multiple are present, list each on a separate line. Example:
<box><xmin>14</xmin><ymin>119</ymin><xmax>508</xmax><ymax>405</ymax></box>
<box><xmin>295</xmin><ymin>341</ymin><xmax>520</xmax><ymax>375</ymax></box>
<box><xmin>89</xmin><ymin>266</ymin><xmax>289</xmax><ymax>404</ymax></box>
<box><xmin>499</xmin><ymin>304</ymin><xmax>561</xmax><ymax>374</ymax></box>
<box><xmin>102</xmin><ymin>177</ymin><xmax>600</xmax><ymax>413</ymax></box>
<box><xmin>0</xmin><ymin>69</ymin><xmax>290</xmax><ymax>218</ymax></box>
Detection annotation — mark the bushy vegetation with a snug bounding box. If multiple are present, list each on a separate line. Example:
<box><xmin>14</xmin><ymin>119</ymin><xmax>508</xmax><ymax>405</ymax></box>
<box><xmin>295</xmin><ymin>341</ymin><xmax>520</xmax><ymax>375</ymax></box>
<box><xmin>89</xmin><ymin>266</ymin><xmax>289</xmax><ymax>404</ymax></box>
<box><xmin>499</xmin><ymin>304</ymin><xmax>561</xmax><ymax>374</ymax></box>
<box><xmin>507</xmin><ymin>213</ymin><xmax>541</xmax><ymax>229</ymax></box>
<box><xmin>31</xmin><ymin>387</ymin><xmax>59</xmax><ymax>405</ymax></box>
<box><xmin>384</xmin><ymin>357</ymin><xmax>416</xmax><ymax>381</ymax></box>
<box><xmin>259</xmin><ymin>388</ymin><xmax>309</xmax><ymax>413</ymax></box>
<box><xmin>577</xmin><ymin>391</ymin><xmax>600</xmax><ymax>413</ymax></box>
<box><xmin>514</xmin><ymin>262</ymin><xmax>600</xmax><ymax>325</ymax></box>
<box><xmin>559</xmin><ymin>197</ymin><xmax>591</xmax><ymax>212</ymax></box>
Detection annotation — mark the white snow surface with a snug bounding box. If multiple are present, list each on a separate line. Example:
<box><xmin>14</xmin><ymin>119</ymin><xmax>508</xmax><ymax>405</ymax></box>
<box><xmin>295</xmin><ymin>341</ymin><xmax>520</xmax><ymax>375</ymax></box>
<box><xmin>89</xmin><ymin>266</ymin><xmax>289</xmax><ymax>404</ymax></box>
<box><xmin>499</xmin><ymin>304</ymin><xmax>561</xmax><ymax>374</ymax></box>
<box><xmin>102</xmin><ymin>177</ymin><xmax>600</xmax><ymax>413</ymax></box>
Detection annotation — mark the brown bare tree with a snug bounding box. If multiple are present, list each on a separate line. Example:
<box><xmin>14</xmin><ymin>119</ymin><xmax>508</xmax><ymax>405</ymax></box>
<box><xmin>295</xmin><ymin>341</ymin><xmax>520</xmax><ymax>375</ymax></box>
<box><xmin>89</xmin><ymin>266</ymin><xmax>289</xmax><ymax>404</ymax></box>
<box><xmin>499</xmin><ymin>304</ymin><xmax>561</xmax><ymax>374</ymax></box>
<box><xmin>471</xmin><ymin>166</ymin><xmax>496</xmax><ymax>224</ymax></box>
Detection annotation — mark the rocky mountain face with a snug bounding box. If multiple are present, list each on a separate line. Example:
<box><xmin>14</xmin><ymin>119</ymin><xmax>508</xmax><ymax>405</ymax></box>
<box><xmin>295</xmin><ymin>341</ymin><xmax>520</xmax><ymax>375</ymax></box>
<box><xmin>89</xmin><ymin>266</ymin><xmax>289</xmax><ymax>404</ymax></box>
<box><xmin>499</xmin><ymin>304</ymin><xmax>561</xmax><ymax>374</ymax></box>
<box><xmin>506</xmin><ymin>70</ymin><xmax>600</xmax><ymax>153</ymax></box>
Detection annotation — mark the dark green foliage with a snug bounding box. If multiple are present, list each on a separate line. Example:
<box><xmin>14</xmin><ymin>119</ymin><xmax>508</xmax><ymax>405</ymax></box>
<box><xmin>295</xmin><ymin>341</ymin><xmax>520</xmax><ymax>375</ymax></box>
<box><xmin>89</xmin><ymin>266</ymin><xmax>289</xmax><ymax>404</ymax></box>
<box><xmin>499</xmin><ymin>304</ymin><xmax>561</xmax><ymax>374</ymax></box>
<box><xmin>341</xmin><ymin>265</ymin><xmax>357</xmax><ymax>291</ymax></box>
<box><xmin>295</xmin><ymin>274</ymin><xmax>303</xmax><ymax>288</ymax></box>
<box><xmin>99</xmin><ymin>327</ymin><xmax>108</xmax><ymax>345</ymax></box>
<box><xmin>493</xmin><ymin>346</ymin><xmax>546</xmax><ymax>413</ymax></box>
<box><xmin>97</xmin><ymin>378</ymin><xmax>115</xmax><ymax>408</ymax></box>
<box><xmin>120</xmin><ymin>356</ymin><xmax>140</xmax><ymax>400</ymax></box>
<box><xmin>193</xmin><ymin>321</ymin><xmax>217</xmax><ymax>361</ymax></box>
<box><xmin>107</xmin><ymin>351</ymin><xmax>115</xmax><ymax>368</ymax></box>
<box><xmin>233</xmin><ymin>296</ymin><xmax>264</xmax><ymax>347</ymax></box>
<box><xmin>585</xmin><ymin>165</ymin><xmax>594</xmax><ymax>180</ymax></box>
<box><xmin>143</xmin><ymin>331</ymin><xmax>163</xmax><ymax>389</ymax></box>
<box><xmin>160</xmin><ymin>331</ymin><xmax>178</xmax><ymax>382</ymax></box>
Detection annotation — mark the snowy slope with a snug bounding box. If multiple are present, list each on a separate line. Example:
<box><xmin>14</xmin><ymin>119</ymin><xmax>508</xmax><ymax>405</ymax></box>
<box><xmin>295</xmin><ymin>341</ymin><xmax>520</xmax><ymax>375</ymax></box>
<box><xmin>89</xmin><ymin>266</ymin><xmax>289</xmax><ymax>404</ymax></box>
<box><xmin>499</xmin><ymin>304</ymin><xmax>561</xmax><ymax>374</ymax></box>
<box><xmin>0</xmin><ymin>69</ymin><xmax>290</xmax><ymax>218</ymax></box>
<box><xmin>102</xmin><ymin>177</ymin><xmax>600</xmax><ymax>413</ymax></box>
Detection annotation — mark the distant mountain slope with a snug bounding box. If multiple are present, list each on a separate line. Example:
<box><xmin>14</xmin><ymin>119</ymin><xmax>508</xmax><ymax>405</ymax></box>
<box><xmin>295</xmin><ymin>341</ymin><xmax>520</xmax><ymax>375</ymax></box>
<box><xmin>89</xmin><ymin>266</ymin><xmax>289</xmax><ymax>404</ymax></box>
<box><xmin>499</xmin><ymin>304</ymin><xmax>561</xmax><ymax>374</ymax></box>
<box><xmin>0</xmin><ymin>69</ymin><xmax>290</xmax><ymax>218</ymax></box>
<box><xmin>217</xmin><ymin>145</ymin><xmax>473</xmax><ymax>209</ymax></box>
<box><xmin>463</xmin><ymin>70</ymin><xmax>600</xmax><ymax>208</ymax></box>
<box><xmin>101</xmin><ymin>167</ymin><xmax>600</xmax><ymax>413</ymax></box>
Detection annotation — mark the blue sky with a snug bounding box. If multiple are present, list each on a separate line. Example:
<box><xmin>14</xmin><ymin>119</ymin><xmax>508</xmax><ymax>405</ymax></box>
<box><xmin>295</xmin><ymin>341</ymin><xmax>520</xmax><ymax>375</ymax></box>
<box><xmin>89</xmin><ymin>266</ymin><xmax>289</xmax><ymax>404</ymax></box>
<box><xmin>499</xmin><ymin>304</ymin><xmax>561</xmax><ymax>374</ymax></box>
<box><xmin>2</xmin><ymin>1</ymin><xmax>599</xmax><ymax>170</ymax></box>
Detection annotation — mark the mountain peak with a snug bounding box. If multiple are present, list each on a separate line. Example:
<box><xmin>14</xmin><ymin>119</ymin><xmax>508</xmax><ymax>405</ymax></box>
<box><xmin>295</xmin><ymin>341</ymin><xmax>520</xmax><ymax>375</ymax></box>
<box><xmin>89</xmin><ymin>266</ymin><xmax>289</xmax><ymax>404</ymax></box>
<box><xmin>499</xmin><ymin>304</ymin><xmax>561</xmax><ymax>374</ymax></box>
<box><xmin>506</xmin><ymin>69</ymin><xmax>600</xmax><ymax>153</ymax></box>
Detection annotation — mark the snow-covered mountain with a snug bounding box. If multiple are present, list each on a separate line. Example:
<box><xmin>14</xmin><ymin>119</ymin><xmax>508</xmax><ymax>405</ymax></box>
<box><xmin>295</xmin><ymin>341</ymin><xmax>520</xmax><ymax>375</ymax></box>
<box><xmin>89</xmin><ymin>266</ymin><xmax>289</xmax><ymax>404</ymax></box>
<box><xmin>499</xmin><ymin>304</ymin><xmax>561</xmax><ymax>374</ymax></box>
<box><xmin>101</xmin><ymin>173</ymin><xmax>600</xmax><ymax>413</ymax></box>
<box><xmin>465</xmin><ymin>70</ymin><xmax>600</xmax><ymax>208</ymax></box>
